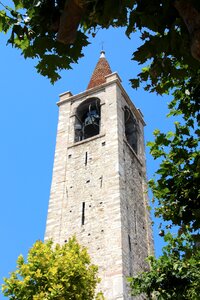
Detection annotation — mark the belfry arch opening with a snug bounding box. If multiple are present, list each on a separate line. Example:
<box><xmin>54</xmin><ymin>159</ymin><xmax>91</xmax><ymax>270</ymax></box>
<box><xmin>124</xmin><ymin>106</ymin><xmax>138</xmax><ymax>154</ymax></box>
<box><xmin>74</xmin><ymin>98</ymin><xmax>101</xmax><ymax>142</ymax></box>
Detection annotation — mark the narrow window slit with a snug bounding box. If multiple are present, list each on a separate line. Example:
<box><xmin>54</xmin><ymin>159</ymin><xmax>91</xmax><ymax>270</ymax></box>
<box><xmin>134</xmin><ymin>210</ymin><xmax>137</xmax><ymax>234</ymax></box>
<box><xmin>82</xmin><ymin>202</ymin><xmax>85</xmax><ymax>225</ymax></box>
<box><xmin>85</xmin><ymin>152</ymin><xmax>88</xmax><ymax>165</ymax></box>
<box><xmin>99</xmin><ymin>176</ymin><xmax>103</xmax><ymax>188</ymax></box>
<box><xmin>128</xmin><ymin>234</ymin><xmax>131</xmax><ymax>251</ymax></box>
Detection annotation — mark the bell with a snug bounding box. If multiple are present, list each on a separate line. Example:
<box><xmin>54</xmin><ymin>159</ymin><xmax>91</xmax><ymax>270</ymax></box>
<box><xmin>84</xmin><ymin>123</ymin><xmax>99</xmax><ymax>138</ymax></box>
<box><xmin>83</xmin><ymin>109</ymin><xmax>100</xmax><ymax>138</ymax></box>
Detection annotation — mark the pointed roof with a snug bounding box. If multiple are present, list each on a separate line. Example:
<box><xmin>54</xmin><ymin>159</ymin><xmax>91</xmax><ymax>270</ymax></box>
<box><xmin>87</xmin><ymin>51</ymin><xmax>112</xmax><ymax>90</ymax></box>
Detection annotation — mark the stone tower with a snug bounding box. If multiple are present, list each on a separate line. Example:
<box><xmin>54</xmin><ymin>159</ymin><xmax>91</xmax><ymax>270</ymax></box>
<box><xmin>45</xmin><ymin>51</ymin><xmax>153</xmax><ymax>300</ymax></box>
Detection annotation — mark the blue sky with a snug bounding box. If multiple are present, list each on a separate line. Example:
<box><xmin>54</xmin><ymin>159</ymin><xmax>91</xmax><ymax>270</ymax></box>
<box><xmin>0</xmin><ymin>27</ymin><xmax>173</xmax><ymax>297</ymax></box>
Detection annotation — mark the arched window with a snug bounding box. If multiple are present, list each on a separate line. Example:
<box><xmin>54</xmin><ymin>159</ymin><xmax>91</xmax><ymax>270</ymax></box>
<box><xmin>124</xmin><ymin>106</ymin><xmax>138</xmax><ymax>154</ymax></box>
<box><xmin>74</xmin><ymin>98</ymin><xmax>101</xmax><ymax>142</ymax></box>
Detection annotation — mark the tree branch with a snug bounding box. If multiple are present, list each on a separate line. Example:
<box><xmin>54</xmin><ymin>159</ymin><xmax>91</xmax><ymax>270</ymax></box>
<box><xmin>174</xmin><ymin>0</ymin><xmax>200</xmax><ymax>61</ymax></box>
<box><xmin>57</xmin><ymin>0</ymin><xmax>85</xmax><ymax>44</ymax></box>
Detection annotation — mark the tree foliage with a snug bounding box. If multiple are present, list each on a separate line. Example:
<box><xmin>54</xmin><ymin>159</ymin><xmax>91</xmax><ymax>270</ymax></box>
<box><xmin>129</xmin><ymin>232</ymin><xmax>200</xmax><ymax>300</ymax></box>
<box><xmin>2</xmin><ymin>237</ymin><xmax>102</xmax><ymax>300</ymax></box>
<box><xmin>1</xmin><ymin>0</ymin><xmax>200</xmax><ymax>83</ymax></box>
<box><xmin>129</xmin><ymin>71</ymin><xmax>200</xmax><ymax>298</ymax></box>
<box><xmin>148</xmin><ymin>76</ymin><xmax>200</xmax><ymax>234</ymax></box>
<box><xmin>129</xmin><ymin>67</ymin><xmax>200</xmax><ymax>298</ymax></box>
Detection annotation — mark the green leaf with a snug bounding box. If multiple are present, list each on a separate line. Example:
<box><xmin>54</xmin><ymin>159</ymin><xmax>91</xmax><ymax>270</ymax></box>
<box><xmin>166</xmin><ymin>131</ymin><xmax>174</xmax><ymax>139</ymax></box>
<box><xmin>147</xmin><ymin>141</ymin><xmax>155</xmax><ymax>147</ymax></box>
<box><xmin>13</xmin><ymin>0</ymin><xmax>23</xmax><ymax>10</ymax></box>
<box><xmin>130</xmin><ymin>78</ymin><xmax>140</xmax><ymax>89</ymax></box>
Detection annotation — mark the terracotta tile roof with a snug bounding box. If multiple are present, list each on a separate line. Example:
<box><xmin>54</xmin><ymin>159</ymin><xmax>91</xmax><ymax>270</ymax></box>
<box><xmin>87</xmin><ymin>51</ymin><xmax>112</xmax><ymax>90</ymax></box>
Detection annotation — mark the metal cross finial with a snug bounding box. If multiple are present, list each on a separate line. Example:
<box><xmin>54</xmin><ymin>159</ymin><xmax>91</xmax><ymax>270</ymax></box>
<box><xmin>100</xmin><ymin>41</ymin><xmax>105</xmax><ymax>58</ymax></box>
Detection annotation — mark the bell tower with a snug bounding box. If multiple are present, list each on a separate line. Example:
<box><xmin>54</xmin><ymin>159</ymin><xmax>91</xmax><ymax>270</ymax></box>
<box><xmin>45</xmin><ymin>51</ymin><xmax>153</xmax><ymax>299</ymax></box>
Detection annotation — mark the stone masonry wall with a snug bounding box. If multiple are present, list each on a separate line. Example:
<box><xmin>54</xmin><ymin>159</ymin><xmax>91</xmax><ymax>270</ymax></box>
<box><xmin>116</xmin><ymin>86</ymin><xmax>154</xmax><ymax>299</ymax></box>
<box><xmin>45</xmin><ymin>74</ymin><xmax>153</xmax><ymax>300</ymax></box>
<box><xmin>46</xmin><ymin>81</ymin><xmax>125</xmax><ymax>299</ymax></box>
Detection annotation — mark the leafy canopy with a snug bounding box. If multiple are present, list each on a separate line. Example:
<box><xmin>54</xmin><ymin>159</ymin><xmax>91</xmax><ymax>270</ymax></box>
<box><xmin>148</xmin><ymin>75</ymin><xmax>200</xmax><ymax>235</ymax></box>
<box><xmin>129</xmin><ymin>50</ymin><xmax>200</xmax><ymax>300</ymax></box>
<box><xmin>2</xmin><ymin>237</ymin><xmax>102</xmax><ymax>300</ymax></box>
<box><xmin>1</xmin><ymin>0</ymin><xmax>200</xmax><ymax>84</ymax></box>
<box><xmin>129</xmin><ymin>69</ymin><xmax>200</xmax><ymax>299</ymax></box>
<box><xmin>129</xmin><ymin>232</ymin><xmax>200</xmax><ymax>300</ymax></box>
